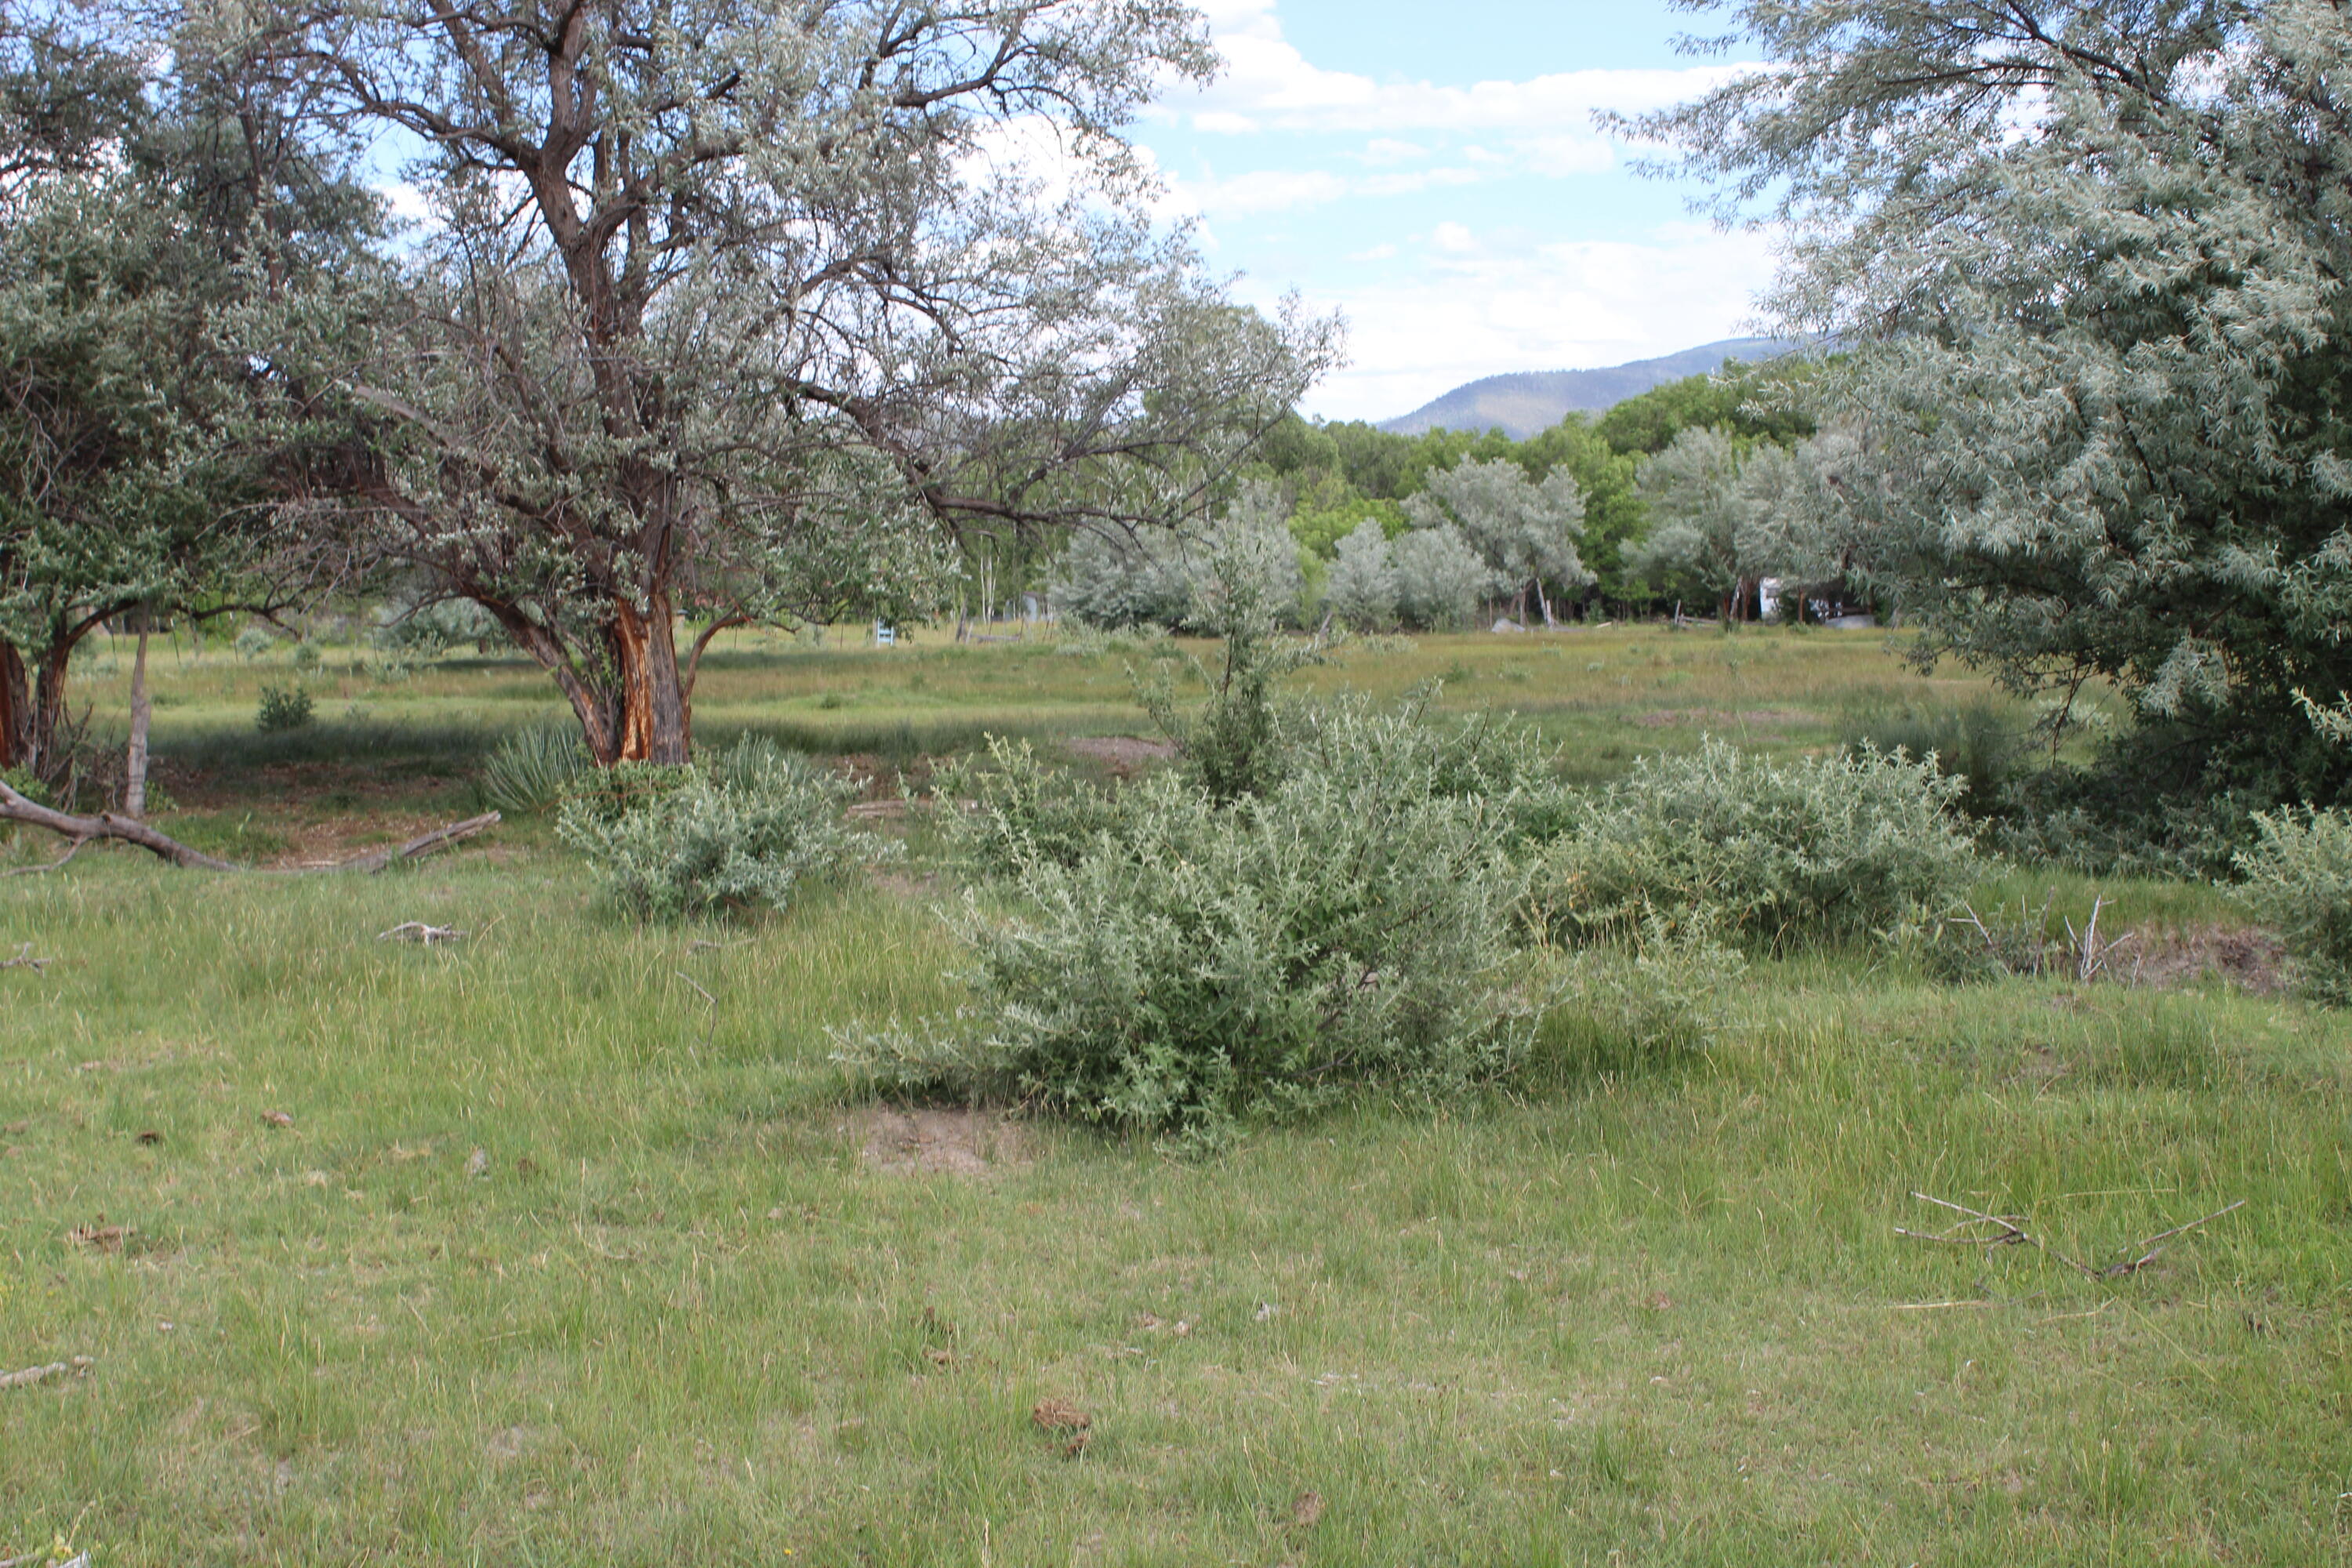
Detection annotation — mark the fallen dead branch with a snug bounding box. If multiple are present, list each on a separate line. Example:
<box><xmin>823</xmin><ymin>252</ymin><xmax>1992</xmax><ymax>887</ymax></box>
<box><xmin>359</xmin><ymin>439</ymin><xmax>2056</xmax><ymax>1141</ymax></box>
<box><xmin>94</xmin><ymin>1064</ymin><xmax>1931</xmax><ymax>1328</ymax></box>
<box><xmin>0</xmin><ymin>777</ymin><xmax>497</xmax><ymax>873</ymax></box>
<box><xmin>0</xmin><ymin>1356</ymin><xmax>93</xmax><ymax>1390</ymax></box>
<box><xmin>1899</xmin><ymin>1192</ymin><xmax>2244</xmax><ymax>1279</ymax></box>
<box><xmin>379</xmin><ymin>922</ymin><xmax>466</xmax><ymax>946</ymax></box>
<box><xmin>0</xmin><ymin>943</ymin><xmax>51</xmax><ymax>973</ymax></box>
<box><xmin>1</xmin><ymin>837</ymin><xmax>85</xmax><ymax>876</ymax></box>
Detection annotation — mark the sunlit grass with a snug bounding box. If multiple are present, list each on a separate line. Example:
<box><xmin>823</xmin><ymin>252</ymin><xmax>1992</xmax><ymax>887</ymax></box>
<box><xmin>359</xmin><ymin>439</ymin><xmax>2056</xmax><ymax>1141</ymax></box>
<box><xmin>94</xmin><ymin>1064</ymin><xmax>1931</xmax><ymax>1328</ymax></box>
<box><xmin>3</xmin><ymin>627</ymin><xmax>2339</xmax><ymax>1564</ymax></box>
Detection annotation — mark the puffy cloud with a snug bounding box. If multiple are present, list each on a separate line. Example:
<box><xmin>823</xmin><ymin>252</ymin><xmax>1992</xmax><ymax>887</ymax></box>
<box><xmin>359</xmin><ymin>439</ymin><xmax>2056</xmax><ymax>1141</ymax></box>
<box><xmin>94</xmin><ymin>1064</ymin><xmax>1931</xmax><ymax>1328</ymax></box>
<box><xmin>1169</xmin><ymin>1</ymin><xmax>1751</xmax><ymax>136</ymax></box>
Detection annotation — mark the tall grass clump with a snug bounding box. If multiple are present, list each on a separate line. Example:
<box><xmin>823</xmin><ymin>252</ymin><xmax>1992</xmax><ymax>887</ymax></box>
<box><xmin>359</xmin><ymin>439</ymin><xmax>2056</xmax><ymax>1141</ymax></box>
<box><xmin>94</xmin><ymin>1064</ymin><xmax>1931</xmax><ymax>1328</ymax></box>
<box><xmin>481</xmin><ymin>722</ymin><xmax>591</xmax><ymax>815</ymax></box>
<box><xmin>1542</xmin><ymin>738</ymin><xmax>1978</xmax><ymax>949</ymax></box>
<box><xmin>557</xmin><ymin>735</ymin><xmax>891</xmax><ymax>919</ymax></box>
<box><xmin>2233</xmin><ymin>806</ymin><xmax>2352</xmax><ymax>1003</ymax></box>
<box><xmin>1844</xmin><ymin>701</ymin><xmax>2017</xmax><ymax>815</ymax></box>
<box><xmin>851</xmin><ymin>701</ymin><xmax>1542</xmax><ymax>1148</ymax></box>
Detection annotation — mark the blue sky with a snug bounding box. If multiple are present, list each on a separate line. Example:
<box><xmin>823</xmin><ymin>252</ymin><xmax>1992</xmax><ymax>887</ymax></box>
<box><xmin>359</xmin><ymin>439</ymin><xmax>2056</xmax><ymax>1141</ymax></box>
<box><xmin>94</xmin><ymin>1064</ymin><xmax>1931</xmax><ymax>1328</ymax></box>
<box><xmin>1128</xmin><ymin>0</ymin><xmax>1779</xmax><ymax>423</ymax></box>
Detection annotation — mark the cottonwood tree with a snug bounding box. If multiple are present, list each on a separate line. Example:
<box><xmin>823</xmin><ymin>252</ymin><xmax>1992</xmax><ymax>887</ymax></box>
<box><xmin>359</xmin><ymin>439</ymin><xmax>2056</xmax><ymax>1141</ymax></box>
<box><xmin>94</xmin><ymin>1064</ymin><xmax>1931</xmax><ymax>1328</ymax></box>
<box><xmin>246</xmin><ymin>0</ymin><xmax>1335</xmax><ymax>764</ymax></box>
<box><xmin>1322</xmin><ymin>516</ymin><xmax>1397</xmax><ymax>630</ymax></box>
<box><xmin>1404</xmin><ymin>456</ymin><xmax>1589</xmax><ymax>626</ymax></box>
<box><xmin>1633</xmin><ymin>0</ymin><xmax>2352</xmax><ymax>805</ymax></box>
<box><xmin>1625</xmin><ymin>425</ymin><xmax>1753</xmax><ymax>620</ymax></box>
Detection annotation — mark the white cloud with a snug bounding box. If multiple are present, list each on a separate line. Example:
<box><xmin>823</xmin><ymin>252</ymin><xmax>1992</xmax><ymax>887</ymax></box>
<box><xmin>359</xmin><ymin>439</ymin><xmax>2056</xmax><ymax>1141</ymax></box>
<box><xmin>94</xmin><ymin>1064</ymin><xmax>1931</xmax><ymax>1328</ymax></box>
<box><xmin>1359</xmin><ymin>138</ymin><xmax>1430</xmax><ymax>165</ymax></box>
<box><xmin>1264</xmin><ymin>227</ymin><xmax>1787</xmax><ymax>423</ymax></box>
<box><xmin>1170</xmin><ymin>2</ymin><xmax>1751</xmax><ymax>136</ymax></box>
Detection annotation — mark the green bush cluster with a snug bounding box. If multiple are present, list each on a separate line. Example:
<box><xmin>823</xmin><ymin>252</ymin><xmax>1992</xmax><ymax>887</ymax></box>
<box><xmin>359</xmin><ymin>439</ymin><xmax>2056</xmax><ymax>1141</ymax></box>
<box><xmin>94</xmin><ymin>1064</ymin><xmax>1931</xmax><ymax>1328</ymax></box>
<box><xmin>254</xmin><ymin>684</ymin><xmax>314</xmax><ymax>732</ymax></box>
<box><xmin>851</xmin><ymin>699</ymin><xmax>1545</xmax><ymax>1147</ymax></box>
<box><xmin>2233</xmin><ymin>808</ymin><xmax>2352</xmax><ymax>1004</ymax></box>
<box><xmin>1542</xmin><ymin>739</ymin><xmax>1979</xmax><ymax>950</ymax></box>
<box><xmin>557</xmin><ymin>735</ymin><xmax>891</xmax><ymax>919</ymax></box>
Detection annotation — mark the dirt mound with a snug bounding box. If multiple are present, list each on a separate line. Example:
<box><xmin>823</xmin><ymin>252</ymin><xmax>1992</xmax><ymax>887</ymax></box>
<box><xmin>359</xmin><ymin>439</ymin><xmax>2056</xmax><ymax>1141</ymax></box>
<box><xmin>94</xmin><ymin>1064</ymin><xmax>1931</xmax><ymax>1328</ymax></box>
<box><xmin>1065</xmin><ymin>735</ymin><xmax>1176</xmax><ymax>778</ymax></box>
<box><xmin>854</xmin><ymin>1108</ymin><xmax>1029</xmax><ymax>1175</ymax></box>
<box><xmin>2127</xmin><ymin>924</ymin><xmax>2288</xmax><ymax>994</ymax></box>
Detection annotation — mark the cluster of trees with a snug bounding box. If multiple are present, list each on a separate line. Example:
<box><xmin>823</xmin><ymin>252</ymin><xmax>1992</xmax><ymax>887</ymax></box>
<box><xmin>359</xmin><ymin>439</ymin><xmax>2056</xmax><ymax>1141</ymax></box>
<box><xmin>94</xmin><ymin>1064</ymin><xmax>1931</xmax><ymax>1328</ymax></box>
<box><xmin>1627</xmin><ymin>0</ymin><xmax>2352</xmax><ymax>830</ymax></box>
<box><xmin>1050</xmin><ymin>355</ymin><xmax>1831</xmax><ymax>633</ymax></box>
<box><xmin>0</xmin><ymin>0</ymin><xmax>1338</xmax><ymax>789</ymax></box>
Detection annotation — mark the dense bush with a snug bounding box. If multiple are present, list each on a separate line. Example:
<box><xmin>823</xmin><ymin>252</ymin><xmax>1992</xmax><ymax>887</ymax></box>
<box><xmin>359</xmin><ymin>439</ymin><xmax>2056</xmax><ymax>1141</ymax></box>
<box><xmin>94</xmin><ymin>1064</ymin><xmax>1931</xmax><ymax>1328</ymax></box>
<box><xmin>851</xmin><ymin>702</ymin><xmax>1542</xmax><ymax>1146</ymax></box>
<box><xmin>2233</xmin><ymin>808</ymin><xmax>2352</xmax><ymax>1004</ymax></box>
<box><xmin>255</xmin><ymin>684</ymin><xmax>314</xmax><ymax>732</ymax></box>
<box><xmin>557</xmin><ymin>736</ymin><xmax>891</xmax><ymax>918</ymax></box>
<box><xmin>1542</xmin><ymin>739</ymin><xmax>1978</xmax><ymax>949</ymax></box>
<box><xmin>481</xmin><ymin>723</ymin><xmax>591</xmax><ymax>815</ymax></box>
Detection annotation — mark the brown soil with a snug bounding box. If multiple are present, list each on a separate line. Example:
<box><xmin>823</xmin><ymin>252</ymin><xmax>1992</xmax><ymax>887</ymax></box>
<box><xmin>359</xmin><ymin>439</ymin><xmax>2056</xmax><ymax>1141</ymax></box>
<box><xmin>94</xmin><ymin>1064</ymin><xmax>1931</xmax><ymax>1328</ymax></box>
<box><xmin>853</xmin><ymin>1107</ymin><xmax>1029</xmax><ymax>1175</ymax></box>
<box><xmin>1632</xmin><ymin>709</ymin><xmax>1813</xmax><ymax>730</ymax></box>
<box><xmin>2122</xmin><ymin>924</ymin><xmax>2288</xmax><ymax>994</ymax></box>
<box><xmin>1065</xmin><ymin>735</ymin><xmax>1177</xmax><ymax>778</ymax></box>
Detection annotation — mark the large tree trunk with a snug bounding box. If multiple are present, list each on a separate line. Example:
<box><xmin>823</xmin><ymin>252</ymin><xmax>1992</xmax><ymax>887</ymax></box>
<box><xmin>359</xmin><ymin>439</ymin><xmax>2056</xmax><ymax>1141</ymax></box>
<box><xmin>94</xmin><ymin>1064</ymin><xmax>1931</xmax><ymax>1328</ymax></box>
<box><xmin>608</xmin><ymin>593</ymin><xmax>693</xmax><ymax>764</ymax></box>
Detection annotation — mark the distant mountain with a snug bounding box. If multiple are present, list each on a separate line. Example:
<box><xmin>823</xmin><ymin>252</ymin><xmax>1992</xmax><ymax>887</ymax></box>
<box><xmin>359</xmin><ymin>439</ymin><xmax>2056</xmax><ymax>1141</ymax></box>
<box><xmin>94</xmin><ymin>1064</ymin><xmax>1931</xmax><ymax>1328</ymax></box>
<box><xmin>1380</xmin><ymin>338</ymin><xmax>1803</xmax><ymax>440</ymax></box>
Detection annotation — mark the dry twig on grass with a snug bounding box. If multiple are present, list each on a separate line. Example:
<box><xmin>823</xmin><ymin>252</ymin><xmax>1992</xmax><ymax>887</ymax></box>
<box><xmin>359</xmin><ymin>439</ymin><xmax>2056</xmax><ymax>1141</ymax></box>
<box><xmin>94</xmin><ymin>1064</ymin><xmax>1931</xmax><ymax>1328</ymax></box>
<box><xmin>1898</xmin><ymin>1191</ymin><xmax>2245</xmax><ymax>1279</ymax></box>
<box><xmin>2067</xmin><ymin>895</ymin><xmax>2139</xmax><ymax>983</ymax></box>
<box><xmin>0</xmin><ymin>943</ymin><xmax>52</xmax><ymax>973</ymax></box>
<box><xmin>0</xmin><ymin>1356</ymin><xmax>93</xmax><ymax>1391</ymax></box>
<box><xmin>378</xmin><ymin>922</ymin><xmax>466</xmax><ymax>946</ymax></box>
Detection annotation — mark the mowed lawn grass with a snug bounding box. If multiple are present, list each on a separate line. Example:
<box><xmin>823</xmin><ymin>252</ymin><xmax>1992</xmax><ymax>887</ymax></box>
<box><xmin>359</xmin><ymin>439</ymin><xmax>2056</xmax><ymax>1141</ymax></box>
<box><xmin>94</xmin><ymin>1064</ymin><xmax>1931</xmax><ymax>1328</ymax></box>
<box><xmin>0</xmin><ymin>629</ymin><xmax>2345</xmax><ymax>1564</ymax></box>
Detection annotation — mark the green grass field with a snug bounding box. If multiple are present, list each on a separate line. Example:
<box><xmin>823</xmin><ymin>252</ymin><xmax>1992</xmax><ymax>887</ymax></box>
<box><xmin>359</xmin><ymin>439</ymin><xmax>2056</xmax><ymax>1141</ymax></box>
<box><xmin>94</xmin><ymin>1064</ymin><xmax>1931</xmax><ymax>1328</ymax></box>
<box><xmin>3</xmin><ymin>626</ymin><xmax>2347</xmax><ymax>1566</ymax></box>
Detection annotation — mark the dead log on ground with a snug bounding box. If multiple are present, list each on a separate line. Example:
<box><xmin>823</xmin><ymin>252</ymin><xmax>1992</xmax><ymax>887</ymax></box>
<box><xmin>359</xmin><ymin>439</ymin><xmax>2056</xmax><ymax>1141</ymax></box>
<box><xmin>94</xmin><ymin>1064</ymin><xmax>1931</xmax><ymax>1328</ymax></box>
<box><xmin>0</xmin><ymin>779</ymin><xmax>498</xmax><ymax>873</ymax></box>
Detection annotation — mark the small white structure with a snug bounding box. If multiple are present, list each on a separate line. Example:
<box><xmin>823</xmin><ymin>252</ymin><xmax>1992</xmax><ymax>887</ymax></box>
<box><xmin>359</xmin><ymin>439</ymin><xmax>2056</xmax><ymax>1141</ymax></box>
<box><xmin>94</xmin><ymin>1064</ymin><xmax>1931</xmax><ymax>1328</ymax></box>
<box><xmin>873</xmin><ymin>621</ymin><xmax>896</xmax><ymax>646</ymax></box>
<box><xmin>1759</xmin><ymin>578</ymin><xmax>1784</xmax><ymax>619</ymax></box>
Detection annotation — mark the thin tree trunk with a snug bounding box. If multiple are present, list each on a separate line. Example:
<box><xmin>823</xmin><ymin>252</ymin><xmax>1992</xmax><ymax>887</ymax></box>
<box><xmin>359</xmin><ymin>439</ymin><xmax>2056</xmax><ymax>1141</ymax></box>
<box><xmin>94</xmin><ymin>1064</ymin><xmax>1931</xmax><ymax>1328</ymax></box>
<box><xmin>125</xmin><ymin>610</ymin><xmax>151</xmax><ymax>818</ymax></box>
<box><xmin>0</xmin><ymin>641</ymin><xmax>25</xmax><ymax>774</ymax></box>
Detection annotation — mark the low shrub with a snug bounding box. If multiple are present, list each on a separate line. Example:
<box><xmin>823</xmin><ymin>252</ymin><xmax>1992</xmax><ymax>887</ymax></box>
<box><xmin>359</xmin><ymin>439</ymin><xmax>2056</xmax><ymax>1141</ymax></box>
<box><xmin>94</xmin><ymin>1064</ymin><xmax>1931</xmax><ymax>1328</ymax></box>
<box><xmin>1541</xmin><ymin>739</ymin><xmax>1978</xmax><ymax>949</ymax></box>
<box><xmin>934</xmin><ymin>735</ymin><xmax>1127</xmax><ymax>878</ymax></box>
<box><xmin>255</xmin><ymin>684</ymin><xmax>314</xmax><ymax>732</ymax></box>
<box><xmin>847</xmin><ymin>702</ymin><xmax>1538</xmax><ymax>1148</ymax></box>
<box><xmin>2232</xmin><ymin>807</ymin><xmax>2352</xmax><ymax>1004</ymax></box>
<box><xmin>482</xmin><ymin>723</ymin><xmax>593</xmax><ymax>815</ymax></box>
<box><xmin>557</xmin><ymin>736</ymin><xmax>891</xmax><ymax>919</ymax></box>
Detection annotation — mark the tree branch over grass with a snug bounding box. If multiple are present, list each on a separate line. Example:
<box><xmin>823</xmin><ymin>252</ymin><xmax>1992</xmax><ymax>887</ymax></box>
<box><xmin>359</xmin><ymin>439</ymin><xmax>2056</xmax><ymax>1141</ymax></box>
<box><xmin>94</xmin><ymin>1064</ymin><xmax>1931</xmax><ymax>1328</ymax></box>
<box><xmin>0</xmin><ymin>776</ymin><xmax>497</xmax><ymax>872</ymax></box>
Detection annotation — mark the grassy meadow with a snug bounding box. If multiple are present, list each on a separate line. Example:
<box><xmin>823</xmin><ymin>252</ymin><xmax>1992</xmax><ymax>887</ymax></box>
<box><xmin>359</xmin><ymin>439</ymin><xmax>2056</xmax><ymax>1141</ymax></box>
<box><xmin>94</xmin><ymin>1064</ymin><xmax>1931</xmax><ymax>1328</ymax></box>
<box><xmin>2</xmin><ymin>624</ymin><xmax>2348</xmax><ymax>1565</ymax></box>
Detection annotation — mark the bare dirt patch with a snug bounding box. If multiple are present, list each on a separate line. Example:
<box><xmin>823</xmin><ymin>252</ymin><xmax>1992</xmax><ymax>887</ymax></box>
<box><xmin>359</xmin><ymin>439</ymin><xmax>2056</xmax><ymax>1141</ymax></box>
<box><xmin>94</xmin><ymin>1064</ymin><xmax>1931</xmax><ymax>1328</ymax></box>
<box><xmin>1632</xmin><ymin>708</ymin><xmax>1813</xmax><ymax>731</ymax></box>
<box><xmin>2125</xmin><ymin>924</ymin><xmax>2288</xmax><ymax>994</ymax></box>
<box><xmin>853</xmin><ymin>1107</ymin><xmax>1029</xmax><ymax>1175</ymax></box>
<box><xmin>1065</xmin><ymin>735</ymin><xmax>1176</xmax><ymax>778</ymax></box>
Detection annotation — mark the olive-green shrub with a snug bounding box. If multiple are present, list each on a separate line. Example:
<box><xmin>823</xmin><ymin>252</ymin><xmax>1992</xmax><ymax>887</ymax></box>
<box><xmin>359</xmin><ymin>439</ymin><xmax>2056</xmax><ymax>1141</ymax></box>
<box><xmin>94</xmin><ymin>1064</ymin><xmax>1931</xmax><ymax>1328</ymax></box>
<box><xmin>1543</xmin><ymin>739</ymin><xmax>1978</xmax><ymax>949</ymax></box>
<box><xmin>2233</xmin><ymin>807</ymin><xmax>2352</xmax><ymax>1004</ymax></box>
<box><xmin>851</xmin><ymin>700</ymin><xmax>1544</xmax><ymax>1146</ymax></box>
<box><xmin>557</xmin><ymin>736</ymin><xmax>891</xmax><ymax>919</ymax></box>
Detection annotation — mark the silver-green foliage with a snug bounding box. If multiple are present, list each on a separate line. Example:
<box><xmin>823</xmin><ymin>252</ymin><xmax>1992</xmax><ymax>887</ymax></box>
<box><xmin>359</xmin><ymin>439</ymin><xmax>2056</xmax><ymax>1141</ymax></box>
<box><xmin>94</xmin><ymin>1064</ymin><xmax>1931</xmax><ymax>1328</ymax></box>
<box><xmin>1322</xmin><ymin>516</ymin><xmax>1398</xmax><ymax>630</ymax></box>
<box><xmin>1544</xmin><ymin>739</ymin><xmax>1978</xmax><ymax>949</ymax></box>
<box><xmin>557</xmin><ymin>737</ymin><xmax>891</xmax><ymax>919</ymax></box>
<box><xmin>481</xmin><ymin>723</ymin><xmax>591</xmax><ymax>816</ymax></box>
<box><xmin>1405</xmin><ymin>456</ymin><xmax>1590</xmax><ymax>622</ymax></box>
<box><xmin>2234</xmin><ymin>808</ymin><xmax>2352</xmax><ymax>1004</ymax></box>
<box><xmin>1389</xmin><ymin>523</ymin><xmax>1497</xmax><ymax>630</ymax></box>
<box><xmin>1633</xmin><ymin>0</ymin><xmax>2352</xmax><ymax>793</ymax></box>
<box><xmin>856</xmin><ymin>699</ymin><xmax>1548</xmax><ymax>1145</ymax></box>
